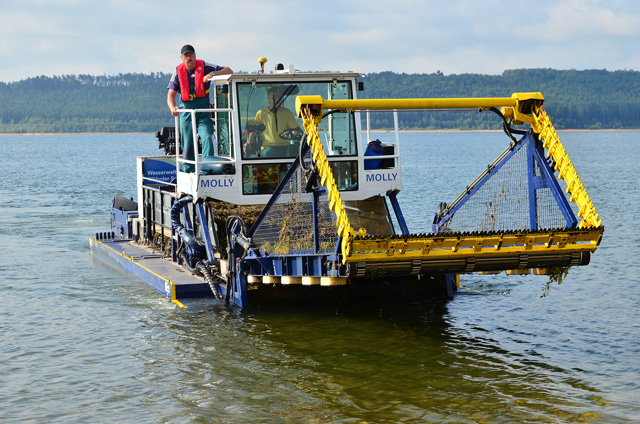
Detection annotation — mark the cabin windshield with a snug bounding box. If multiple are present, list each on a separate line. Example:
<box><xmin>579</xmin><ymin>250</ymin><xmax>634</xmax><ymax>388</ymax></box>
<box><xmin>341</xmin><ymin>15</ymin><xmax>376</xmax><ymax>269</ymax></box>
<box><xmin>237</xmin><ymin>80</ymin><xmax>357</xmax><ymax>160</ymax></box>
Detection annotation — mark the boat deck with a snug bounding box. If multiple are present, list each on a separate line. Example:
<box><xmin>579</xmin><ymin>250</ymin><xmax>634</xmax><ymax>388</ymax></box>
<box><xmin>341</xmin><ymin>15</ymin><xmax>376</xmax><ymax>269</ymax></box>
<box><xmin>89</xmin><ymin>237</ymin><xmax>213</xmax><ymax>303</ymax></box>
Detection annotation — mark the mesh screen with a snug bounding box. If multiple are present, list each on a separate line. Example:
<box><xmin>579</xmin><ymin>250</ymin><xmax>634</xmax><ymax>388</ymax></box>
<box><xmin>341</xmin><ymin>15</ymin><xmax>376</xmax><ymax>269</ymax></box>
<box><xmin>535</xmin><ymin>186</ymin><xmax>570</xmax><ymax>229</ymax></box>
<box><xmin>440</xmin><ymin>138</ymin><xmax>571</xmax><ymax>233</ymax></box>
<box><xmin>251</xmin><ymin>151</ymin><xmax>340</xmax><ymax>255</ymax></box>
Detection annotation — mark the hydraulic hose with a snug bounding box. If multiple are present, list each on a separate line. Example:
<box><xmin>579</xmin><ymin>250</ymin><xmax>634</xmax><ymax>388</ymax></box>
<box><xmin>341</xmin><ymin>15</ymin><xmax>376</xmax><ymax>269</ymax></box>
<box><xmin>196</xmin><ymin>262</ymin><xmax>223</xmax><ymax>300</ymax></box>
<box><xmin>171</xmin><ymin>196</ymin><xmax>199</xmax><ymax>248</ymax></box>
<box><xmin>172</xmin><ymin>195</ymin><xmax>206</xmax><ymax>275</ymax></box>
<box><xmin>172</xmin><ymin>196</ymin><xmax>225</xmax><ymax>301</ymax></box>
<box><xmin>179</xmin><ymin>251</ymin><xmax>199</xmax><ymax>273</ymax></box>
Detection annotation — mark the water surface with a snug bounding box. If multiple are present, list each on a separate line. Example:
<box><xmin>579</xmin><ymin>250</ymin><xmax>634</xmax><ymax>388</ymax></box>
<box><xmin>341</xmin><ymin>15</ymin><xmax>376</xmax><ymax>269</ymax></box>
<box><xmin>0</xmin><ymin>131</ymin><xmax>638</xmax><ymax>423</ymax></box>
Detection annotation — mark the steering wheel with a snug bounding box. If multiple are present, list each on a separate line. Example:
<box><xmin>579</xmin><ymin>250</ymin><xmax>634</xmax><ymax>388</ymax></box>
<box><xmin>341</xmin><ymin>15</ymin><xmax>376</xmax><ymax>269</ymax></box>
<box><xmin>279</xmin><ymin>128</ymin><xmax>304</xmax><ymax>142</ymax></box>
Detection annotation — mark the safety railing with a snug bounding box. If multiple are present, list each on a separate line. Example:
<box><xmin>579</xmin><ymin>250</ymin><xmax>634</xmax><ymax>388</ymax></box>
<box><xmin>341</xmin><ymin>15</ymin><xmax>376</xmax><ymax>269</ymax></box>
<box><xmin>174</xmin><ymin>107</ymin><xmax>234</xmax><ymax>174</ymax></box>
<box><xmin>364</xmin><ymin>110</ymin><xmax>401</xmax><ymax>170</ymax></box>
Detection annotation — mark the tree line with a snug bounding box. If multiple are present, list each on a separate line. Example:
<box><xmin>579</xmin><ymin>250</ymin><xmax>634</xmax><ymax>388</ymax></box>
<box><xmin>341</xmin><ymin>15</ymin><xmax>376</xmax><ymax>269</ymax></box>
<box><xmin>0</xmin><ymin>68</ymin><xmax>638</xmax><ymax>133</ymax></box>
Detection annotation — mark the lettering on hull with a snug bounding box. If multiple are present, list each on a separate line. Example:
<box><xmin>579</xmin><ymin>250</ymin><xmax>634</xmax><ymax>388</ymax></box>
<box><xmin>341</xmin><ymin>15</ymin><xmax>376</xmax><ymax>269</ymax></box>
<box><xmin>200</xmin><ymin>178</ymin><xmax>235</xmax><ymax>188</ymax></box>
<box><xmin>365</xmin><ymin>172</ymin><xmax>398</xmax><ymax>183</ymax></box>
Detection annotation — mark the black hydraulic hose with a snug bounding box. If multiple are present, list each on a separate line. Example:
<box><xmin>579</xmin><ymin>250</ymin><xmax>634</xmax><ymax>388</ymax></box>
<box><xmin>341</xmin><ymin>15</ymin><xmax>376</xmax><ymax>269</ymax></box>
<box><xmin>171</xmin><ymin>195</ymin><xmax>191</xmax><ymax>234</ymax></box>
<box><xmin>485</xmin><ymin>107</ymin><xmax>527</xmax><ymax>145</ymax></box>
<box><xmin>299</xmin><ymin>134</ymin><xmax>312</xmax><ymax>171</ymax></box>
<box><xmin>304</xmin><ymin>167</ymin><xmax>319</xmax><ymax>193</ymax></box>
<box><xmin>179</xmin><ymin>251</ymin><xmax>199</xmax><ymax>273</ymax></box>
<box><xmin>197</xmin><ymin>262</ymin><xmax>223</xmax><ymax>300</ymax></box>
<box><xmin>171</xmin><ymin>195</ymin><xmax>199</xmax><ymax>250</ymax></box>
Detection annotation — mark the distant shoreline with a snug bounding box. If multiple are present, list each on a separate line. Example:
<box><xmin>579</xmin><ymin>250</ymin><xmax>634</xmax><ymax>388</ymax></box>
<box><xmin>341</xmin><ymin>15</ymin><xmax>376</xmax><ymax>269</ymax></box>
<box><xmin>1</xmin><ymin>129</ymin><xmax>638</xmax><ymax>136</ymax></box>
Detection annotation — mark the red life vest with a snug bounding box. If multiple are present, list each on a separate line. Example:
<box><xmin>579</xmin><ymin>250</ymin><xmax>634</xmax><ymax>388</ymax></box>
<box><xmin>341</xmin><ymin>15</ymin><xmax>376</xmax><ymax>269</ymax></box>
<box><xmin>177</xmin><ymin>59</ymin><xmax>206</xmax><ymax>102</ymax></box>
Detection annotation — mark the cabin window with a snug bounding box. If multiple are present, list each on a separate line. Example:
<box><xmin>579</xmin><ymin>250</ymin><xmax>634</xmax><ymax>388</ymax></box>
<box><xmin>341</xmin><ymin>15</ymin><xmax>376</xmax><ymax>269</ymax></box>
<box><xmin>240</xmin><ymin>160</ymin><xmax>356</xmax><ymax>195</ymax></box>
<box><xmin>330</xmin><ymin>160</ymin><xmax>358</xmax><ymax>191</ymax></box>
<box><xmin>237</xmin><ymin>81</ymin><xmax>357</xmax><ymax>160</ymax></box>
<box><xmin>241</xmin><ymin>163</ymin><xmax>292</xmax><ymax>195</ymax></box>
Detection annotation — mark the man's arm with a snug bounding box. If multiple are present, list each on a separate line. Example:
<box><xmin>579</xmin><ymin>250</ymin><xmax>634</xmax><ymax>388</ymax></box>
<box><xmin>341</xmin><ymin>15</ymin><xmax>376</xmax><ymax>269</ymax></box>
<box><xmin>203</xmin><ymin>66</ymin><xmax>233</xmax><ymax>83</ymax></box>
<box><xmin>216</xmin><ymin>66</ymin><xmax>233</xmax><ymax>76</ymax></box>
<box><xmin>167</xmin><ymin>89</ymin><xmax>179</xmax><ymax>117</ymax></box>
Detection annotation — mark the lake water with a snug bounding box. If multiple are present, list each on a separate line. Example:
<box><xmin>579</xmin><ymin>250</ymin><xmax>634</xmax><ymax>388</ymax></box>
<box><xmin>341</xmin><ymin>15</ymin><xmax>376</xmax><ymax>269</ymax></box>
<box><xmin>1</xmin><ymin>131</ymin><xmax>638</xmax><ymax>423</ymax></box>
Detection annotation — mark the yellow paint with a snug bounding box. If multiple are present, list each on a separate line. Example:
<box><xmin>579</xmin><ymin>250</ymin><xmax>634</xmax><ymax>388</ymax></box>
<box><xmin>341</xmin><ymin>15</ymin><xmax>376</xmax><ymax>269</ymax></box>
<box><xmin>262</xmin><ymin>275</ymin><xmax>281</xmax><ymax>284</ymax></box>
<box><xmin>296</xmin><ymin>92</ymin><xmax>603</xmax><ymax>264</ymax></box>
<box><xmin>301</xmin><ymin>107</ymin><xmax>356</xmax><ymax>263</ymax></box>
<box><xmin>320</xmin><ymin>277</ymin><xmax>347</xmax><ymax>286</ymax></box>
<box><xmin>296</xmin><ymin>95</ymin><xmax>522</xmax><ymax>116</ymax></box>
<box><xmin>281</xmin><ymin>276</ymin><xmax>303</xmax><ymax>285</ymax></box>
<box><xmin>247</xmin><ymin>275</ymin><xmax>262</xmax><ymax>284</ymax></box>
<box><xmin>302</xmin><ymin>276</ymin><xmax>321</xmax><ymax>286</ymax></box>
<box><xmin>168</xmin><ymin>278</ymin><xmax>187</xmax><ymax>308</ymax></box>
<box><xmin>532</xmin><ymin>108</ymin><xmax>601</xmax><ymax>228</ymax></box>
<box><xmin>346</xmin><ymin>228</ymin><xmax>602</xmax><ymax>263</ymax></box>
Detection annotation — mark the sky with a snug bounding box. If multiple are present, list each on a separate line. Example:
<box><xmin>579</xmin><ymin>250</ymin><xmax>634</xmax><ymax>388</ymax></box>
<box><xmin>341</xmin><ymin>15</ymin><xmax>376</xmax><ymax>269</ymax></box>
<box><xmin>1</xmin><ymin>0</ymin><xmax>639</xmax><ymax>83</ymax></box>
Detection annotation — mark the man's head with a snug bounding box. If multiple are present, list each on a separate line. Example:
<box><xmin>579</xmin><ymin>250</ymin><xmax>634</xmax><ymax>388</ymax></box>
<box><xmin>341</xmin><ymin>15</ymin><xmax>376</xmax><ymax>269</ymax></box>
<box><xmin>180</xmin><ymin>44</ymin><xmax>196</xmax><ymax>70</ymax></box>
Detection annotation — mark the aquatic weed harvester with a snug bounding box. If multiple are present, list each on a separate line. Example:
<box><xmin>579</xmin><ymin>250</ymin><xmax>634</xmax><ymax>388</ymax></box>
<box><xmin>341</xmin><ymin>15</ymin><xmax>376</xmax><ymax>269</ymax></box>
<box><xmin>91</xmin><ymin>59</ymin><xmax>603</xmax><ymax>307</ymax></box>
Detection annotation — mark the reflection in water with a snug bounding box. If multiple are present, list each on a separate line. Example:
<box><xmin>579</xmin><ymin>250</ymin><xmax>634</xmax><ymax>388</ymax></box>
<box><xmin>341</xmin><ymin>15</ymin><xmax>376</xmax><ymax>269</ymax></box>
<box><xmin>134</xmin><ymin>297</ymin><xmax>609</xmax><ymax>423</ymax></box>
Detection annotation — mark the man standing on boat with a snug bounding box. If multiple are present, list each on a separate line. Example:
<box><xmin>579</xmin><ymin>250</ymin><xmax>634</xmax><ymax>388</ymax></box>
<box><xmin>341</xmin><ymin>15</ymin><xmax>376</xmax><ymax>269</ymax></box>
<box><xmin>167</xmin><ymin>44</ymin><xmax>233</xmax><ymax>172</ymax></box>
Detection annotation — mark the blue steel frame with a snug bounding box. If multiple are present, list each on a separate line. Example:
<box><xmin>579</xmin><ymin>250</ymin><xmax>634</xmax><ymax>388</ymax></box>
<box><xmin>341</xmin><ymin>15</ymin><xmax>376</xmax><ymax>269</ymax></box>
<box><xmin>226</xmin><ymin>140</ymin><xmax>355</xmax><ymax>306</ymax></box>
<box><xmin>433</xmin><ymin>131</ymin><xmax>577</xmax><ymax>233</ymax></box>
<box><xmin>195</xmin><ymin>202</ymin><xmax>218</xmax><ymax>265</ymax></box>
<box><xmin>528</xmin><ymin>135</ymin><xmax>577</xmax><ymax>228</ymax></box>
<box><xmin>387</xmin><ymin>190</ymin><xmax>410</xmax><ymax>235</ymax></box>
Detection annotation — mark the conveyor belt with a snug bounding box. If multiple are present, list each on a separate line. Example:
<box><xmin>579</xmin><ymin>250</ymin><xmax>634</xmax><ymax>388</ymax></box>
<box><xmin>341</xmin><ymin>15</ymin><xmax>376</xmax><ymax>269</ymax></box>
<box><xmin>345</xmin><ymin>226</ymin><xmax>603</xmax><ymax>274</ymax></box>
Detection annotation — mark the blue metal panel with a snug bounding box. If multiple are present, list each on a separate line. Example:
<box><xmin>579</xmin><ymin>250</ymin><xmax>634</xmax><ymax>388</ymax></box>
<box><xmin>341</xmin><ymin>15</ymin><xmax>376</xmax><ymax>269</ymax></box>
<box><xmin>90</xmin><ymin>239</ymin><xmax>169</xmax><ymax>298</ymax></box>
<box><xmin>388</xmin><ymin>191</ymin><xmax>409</xmax><ymax>235</ymax></box>
<box><xmin>232</xmin><ymin>267</ymin><xmax>248</xmax><ymax>307</ymax></box>
<box><xmin>286</xmin><ymin>256</ymin><xmax>304</xmax><ymax>276</ymax></box>
<box><xmin>531</xmin><ymin>141</ymin><xmax>578</xmax><ymax>228</ymax></box>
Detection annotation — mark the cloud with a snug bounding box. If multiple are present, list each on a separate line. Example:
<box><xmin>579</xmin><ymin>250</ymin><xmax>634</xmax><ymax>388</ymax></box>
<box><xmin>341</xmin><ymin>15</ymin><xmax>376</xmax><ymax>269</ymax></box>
<box><xmin>539</xmin><ymin>0</ymin><xmax>639</xmax><ymax>39</ymax></box>
<box><xmin>1</xmin><ymin>0</ymin><xmax>639</xmax><ymax>82</ymax></box>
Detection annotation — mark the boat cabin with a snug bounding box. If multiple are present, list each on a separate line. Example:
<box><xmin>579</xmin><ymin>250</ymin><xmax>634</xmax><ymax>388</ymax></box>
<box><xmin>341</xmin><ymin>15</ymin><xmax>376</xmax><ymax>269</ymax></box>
<box><xmin>144</xmin><ymin>68</ymin><xmax>401</xmax><ymax>207</ymax></box>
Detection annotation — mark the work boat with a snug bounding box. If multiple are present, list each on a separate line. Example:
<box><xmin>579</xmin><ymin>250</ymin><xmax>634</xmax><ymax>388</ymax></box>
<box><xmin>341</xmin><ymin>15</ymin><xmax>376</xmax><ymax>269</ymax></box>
<box><xmin>90</xmin><ymin>60</ymin><xmax>604</xmax><ymax>308</ymax></box>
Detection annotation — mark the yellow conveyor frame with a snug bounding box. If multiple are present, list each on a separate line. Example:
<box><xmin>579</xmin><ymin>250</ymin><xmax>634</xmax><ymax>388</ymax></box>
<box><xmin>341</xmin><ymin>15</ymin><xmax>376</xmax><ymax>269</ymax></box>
<box><xmin>295</xmin><ymin>93</ymin><xmax>603</xmax><ymax>267</ymax></box>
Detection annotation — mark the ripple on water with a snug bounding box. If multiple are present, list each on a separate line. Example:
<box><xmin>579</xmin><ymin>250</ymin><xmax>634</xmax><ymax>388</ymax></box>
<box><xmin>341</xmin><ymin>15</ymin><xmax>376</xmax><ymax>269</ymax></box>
<box><xmin>1</xmin><ymin>132</ymin><xmax>639</xmax><ymax>423</ymax></box>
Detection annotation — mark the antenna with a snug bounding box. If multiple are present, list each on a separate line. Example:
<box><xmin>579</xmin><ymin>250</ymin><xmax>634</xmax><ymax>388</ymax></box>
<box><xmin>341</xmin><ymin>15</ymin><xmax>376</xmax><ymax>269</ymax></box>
<box><xmin>258</xmin><ymin>57</ymin><xmax>267</xmax><ymax>73</ymax></box>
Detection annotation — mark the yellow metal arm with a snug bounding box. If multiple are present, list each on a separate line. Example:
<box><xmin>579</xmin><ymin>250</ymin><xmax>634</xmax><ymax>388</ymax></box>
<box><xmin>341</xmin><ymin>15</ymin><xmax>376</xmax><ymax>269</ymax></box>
<box><xmin>296</xmin><ymin>92</ymin><xmax>602</xmax><ymax>263</ymax></box>
<box><xmin>295</xmin><ymin>92</ymin><xmax>544</xmax><ymax>119</ymax></box>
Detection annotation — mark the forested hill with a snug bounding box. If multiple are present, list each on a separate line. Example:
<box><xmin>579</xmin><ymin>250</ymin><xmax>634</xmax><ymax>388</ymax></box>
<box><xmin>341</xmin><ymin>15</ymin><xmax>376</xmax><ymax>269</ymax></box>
<box><xmin>0</xmin><ymin>69</ymin><xmax>638</xmax><ymax>133</ymax></box>
<box><xmin>0</xmin><ymin>73</ymin><xmax>170</xmax><ymax>133</ymax></box>
<box><xmin>361</xmin><ymin>69</ymin><xmax>640</xmax><ymax>130</ymax></box>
